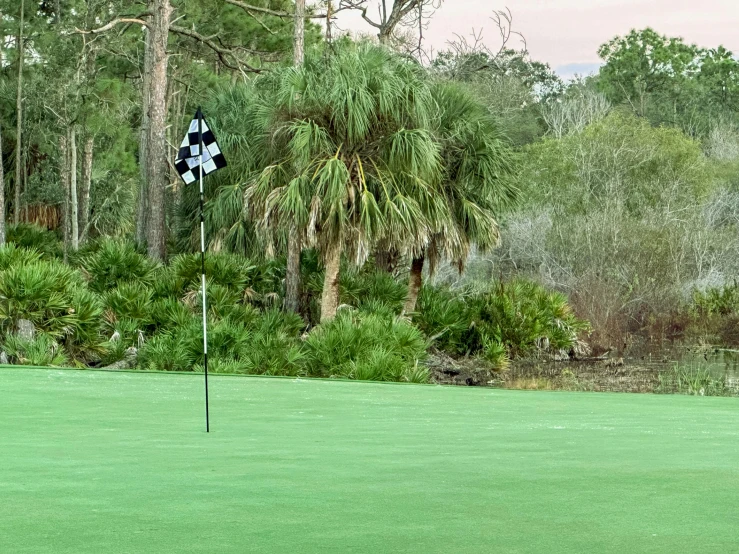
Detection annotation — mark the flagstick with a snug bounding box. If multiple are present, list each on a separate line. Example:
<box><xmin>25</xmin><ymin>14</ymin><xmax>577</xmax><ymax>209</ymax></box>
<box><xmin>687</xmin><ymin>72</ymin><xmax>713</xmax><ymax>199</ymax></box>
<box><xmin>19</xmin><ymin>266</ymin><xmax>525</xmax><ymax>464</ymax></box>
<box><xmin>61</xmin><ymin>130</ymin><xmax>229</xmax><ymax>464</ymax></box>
<box><xmin>198</xmin><ymin>108</ymin><xmax>210</xmax><ymax>433</ymax></box>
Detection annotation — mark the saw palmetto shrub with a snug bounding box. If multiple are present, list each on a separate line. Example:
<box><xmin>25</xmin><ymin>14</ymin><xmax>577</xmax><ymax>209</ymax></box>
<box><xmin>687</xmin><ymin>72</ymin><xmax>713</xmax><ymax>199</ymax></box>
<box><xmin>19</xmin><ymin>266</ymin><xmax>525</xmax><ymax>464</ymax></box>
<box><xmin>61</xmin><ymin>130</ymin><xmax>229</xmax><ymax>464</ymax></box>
<box><xmin>0</xmin><ymin>259</ymin><xmax>89</xmax><ymax>339</ymax></box>
<box><xmin>138</xmin><ymin>309</ymin><xmax>305</xmax><ymax>375</ymax></box>
<box><xmin>303</xmin><ymin>311</ymin><xmax>429</xmax><ymax>383</ymax></box>
<box><xmin>104</xmin><ymin>282</ymin><xmax>155</xmax><ymax>329</ymax></box>
<box><xmin>414</xmin><ymin>285</ymin><xmax>474</xmax><ymax>355</ymax></box>
<box><xmin>341</xmin><ymin>269</ymin><xmax>408</xmax><ymax>315</ymax></box>
<box><xmin>232</xmin><ymin>310</ymin><xmax>306</xmax><ymax>376</ymax></box>
<box><xmin>470</xmin><ymin>280</ymin><xmax>590</xmax><ymax>357</ymax></box>
<box><xmin>0</xmin><ymin>257</ymin><xmax>106</xmax><ymax>364</ymax></box>
<box><xmin>171</xmin><ymin>252</ymin><xmax>249</xmax><ymax>292</ymax></box>
<box><xmin>80</xmin><ymin>239</ymin><xmax>158</xmax><ymax>293</ymax></box>
<box><xmin>0</xmin><ymin>244</ymin><xmax>43</xmax><ymax>270</ymax></box>
<box><xmin>6</xmin><ymin>224</ymin><xmax>62</xmax><ymax>259</ymax></box>
<box><xmin>0</xmin><ymin>240</ymin><xmax>587</xmax><ymax>380</ymax></box>
<box><xmin>3</xmin><ymin>334</ymin><xmax>68</xmax><ymax>367</ymax></box>
<box><xmin>416</xmin><ymin>280</ymin><xmax>588</xmax><ymax>368</ymax></box>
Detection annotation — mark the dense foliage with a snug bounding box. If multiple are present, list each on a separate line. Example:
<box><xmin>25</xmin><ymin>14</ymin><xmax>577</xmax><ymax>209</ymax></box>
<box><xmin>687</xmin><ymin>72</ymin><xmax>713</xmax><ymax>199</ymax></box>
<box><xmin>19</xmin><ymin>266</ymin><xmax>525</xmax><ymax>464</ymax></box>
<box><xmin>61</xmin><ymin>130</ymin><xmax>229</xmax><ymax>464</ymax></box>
<box><xmin>0</xmin><ymin>233</ymin><xmax>586</xmax><ymax>379</ymax></box>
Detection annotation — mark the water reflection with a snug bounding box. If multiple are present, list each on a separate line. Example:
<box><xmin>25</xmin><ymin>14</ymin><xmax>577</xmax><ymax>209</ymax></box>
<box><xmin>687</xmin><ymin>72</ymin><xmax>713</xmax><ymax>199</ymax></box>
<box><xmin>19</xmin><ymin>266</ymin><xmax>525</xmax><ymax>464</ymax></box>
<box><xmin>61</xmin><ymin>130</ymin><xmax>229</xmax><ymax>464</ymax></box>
<box><xmin>679</xmin><ymin>349</ymin><xmax>739</xmax><ymax>380</ymax></box>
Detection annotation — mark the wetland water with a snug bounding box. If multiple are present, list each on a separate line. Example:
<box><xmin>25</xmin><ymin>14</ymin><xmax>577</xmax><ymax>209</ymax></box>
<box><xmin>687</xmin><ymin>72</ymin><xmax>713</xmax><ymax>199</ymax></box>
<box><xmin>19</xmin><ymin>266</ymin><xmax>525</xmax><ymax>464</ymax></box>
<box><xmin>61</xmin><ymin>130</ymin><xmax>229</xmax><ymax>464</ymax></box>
<box><xmin>501</xmin><ymin>349</ymin><xmax>739</xmax><ymax>394</ymax></box>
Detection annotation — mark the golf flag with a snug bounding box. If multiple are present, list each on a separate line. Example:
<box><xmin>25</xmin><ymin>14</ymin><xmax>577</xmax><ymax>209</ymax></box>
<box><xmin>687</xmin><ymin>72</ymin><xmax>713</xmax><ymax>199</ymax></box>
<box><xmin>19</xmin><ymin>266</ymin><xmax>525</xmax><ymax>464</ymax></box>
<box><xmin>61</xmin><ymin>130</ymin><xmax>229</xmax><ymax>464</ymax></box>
<box><xmin>174</xmin><ymin>109</ymin><xmax>227</xmax><ymax>185</ymax></box>
<box><xmin>174</xmin><ymin>108</ymin><xmax>227</xmax><ymax>433</ymax></box>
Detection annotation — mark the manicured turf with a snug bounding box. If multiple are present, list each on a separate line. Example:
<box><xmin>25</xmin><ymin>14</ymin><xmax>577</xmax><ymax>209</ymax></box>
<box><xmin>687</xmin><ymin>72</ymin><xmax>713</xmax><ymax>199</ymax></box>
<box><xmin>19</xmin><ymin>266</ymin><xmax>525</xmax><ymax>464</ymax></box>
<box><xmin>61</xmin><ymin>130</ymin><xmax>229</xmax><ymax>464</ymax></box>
<box><xmin>1</xmin><ymin>367</ymin><xmax>739</xmax><ymax>553</ymax></box>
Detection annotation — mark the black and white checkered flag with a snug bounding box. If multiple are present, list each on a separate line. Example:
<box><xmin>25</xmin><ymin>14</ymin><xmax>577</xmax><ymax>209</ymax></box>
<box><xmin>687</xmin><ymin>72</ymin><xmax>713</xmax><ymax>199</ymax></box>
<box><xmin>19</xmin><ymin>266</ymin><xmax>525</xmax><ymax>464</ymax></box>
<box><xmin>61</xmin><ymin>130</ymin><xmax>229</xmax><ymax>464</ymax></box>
<box><xmin>174</xmin><ymin>108</ymin><xmax>227</xmax><ymax>433</ymax></box>
<box><xmin>174</xmin><ymin>108</ymin><xmax>227</xmax><ymax>185</ymax></box>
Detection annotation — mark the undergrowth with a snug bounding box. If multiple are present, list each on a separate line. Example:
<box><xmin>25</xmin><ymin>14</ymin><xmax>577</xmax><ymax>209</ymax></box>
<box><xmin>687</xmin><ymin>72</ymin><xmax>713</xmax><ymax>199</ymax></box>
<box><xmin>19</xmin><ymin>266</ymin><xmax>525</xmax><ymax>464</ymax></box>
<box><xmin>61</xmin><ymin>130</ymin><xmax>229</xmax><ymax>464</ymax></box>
<box><xmin>1</xmin><ymin>231</ymin><xmax>588</xmax><ymax>385</ymax></box>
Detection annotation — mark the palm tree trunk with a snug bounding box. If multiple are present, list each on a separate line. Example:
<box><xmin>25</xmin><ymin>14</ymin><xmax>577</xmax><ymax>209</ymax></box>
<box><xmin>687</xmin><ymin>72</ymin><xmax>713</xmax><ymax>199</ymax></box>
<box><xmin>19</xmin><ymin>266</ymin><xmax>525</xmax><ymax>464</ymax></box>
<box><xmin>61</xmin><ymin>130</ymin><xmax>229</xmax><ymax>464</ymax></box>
<box><xmin>285</xmin><ymin>228</ymin><xmax>301</xmax><ymax>313</ymax></box>
<box><xmin>79</xmin><ymin>136</ymin><xmax>93</xmax><ymax>243</ymax></box>
<box><xmin>13</xmin><ymin>0</ymin><xmax>25</xmax><ymax>225</ymax></box>
<box><xmin>145</xmin><ymin>0</ymin><xmax>172</xmax><ymax>261</ymax></box>
<box><xmin>283</xmin><ymin>0</ymin><xmax>306</xmax><ymax>314</ymax></box>
<box><xmin>403</xmin><ymin>254</ymin><xmax>425</xmax><ymax>315</ymax></box>
<box><xmin>0</xmin><ymin>120</ymin><xmax>6</xmax><ymax>245</ymax></box>
<box><xmin>320</xmin><ymin>241</ymin><xmax>342</xmax><ymax>323</ymax></box>
<box><xmin>69</xmin><ymin>127</ymin><xmax>78</xmax><ymax>251</ymax></box>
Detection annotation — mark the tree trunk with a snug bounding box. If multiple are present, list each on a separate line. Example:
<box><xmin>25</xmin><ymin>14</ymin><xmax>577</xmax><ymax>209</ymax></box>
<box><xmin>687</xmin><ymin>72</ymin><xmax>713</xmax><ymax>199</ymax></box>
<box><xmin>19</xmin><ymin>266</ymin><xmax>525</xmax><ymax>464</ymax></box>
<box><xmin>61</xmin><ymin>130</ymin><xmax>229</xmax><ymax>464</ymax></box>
<box><xmin>79</xmin><ymin>136</ymin><xmax>93</xmax><ymax>243</ymax></box>
<box><xmin>59</xmin><ymin>135</ymin><xmax>69</xmax><ymax>262</ymax></box>
<box><xmin>145</xmin><ymin>0</ymin><xmax>172</xmax><ymax>261</ymax></box>
<box><xmin>403</xmin><ymin>254</ymin><xmax>425</xmax><ymax>315</ymax></box>
<box><xmin>136</xmin><ymin>24</ymin><xmax>152</xmax><ymax>246</ymax></box>
<box><xmin>69</xmin><ymin>127</ymin><xmax>78</xmax><ymax>251</ymax></box>
<box><xmin>284</xmin><ymin>228</ymin><xmax>302</xmax><ymax>313</ymax></box>
<box><xmin>293</xmin><ymin>0</ymin><xmax>305</xmax><ymax>65</ymax></box>
<box><xmin>0</xmin><ymin>120</ymin><xmax>5</xmax><ymax>245</ymax></box>
<box><xmin>13</xmin><ymin>0</ymin><xmax>25</xmax><ymax>225</ymax></box>
<box><xmin>319</xmin><ymin>241</ymin><xmax>342</xmax><ymax>323</ymax></box>
<box><xmin>283</xmin><ymin>0</ymin><xmax>306</xmax><ymax>314</ymax></box>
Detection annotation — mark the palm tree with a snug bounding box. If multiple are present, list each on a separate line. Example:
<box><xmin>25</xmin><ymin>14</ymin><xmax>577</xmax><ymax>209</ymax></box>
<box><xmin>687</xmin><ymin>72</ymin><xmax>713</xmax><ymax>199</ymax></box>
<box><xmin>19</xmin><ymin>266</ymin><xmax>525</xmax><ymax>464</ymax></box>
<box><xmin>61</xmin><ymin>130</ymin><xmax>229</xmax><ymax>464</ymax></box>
<box><xmin>193</xmin><ymin>45</ymin><xmax>515</xmax><ymax>323</ymax></box>
<box><xmin>248</xmin><ymin>42</ymin><xmax>447</xmax><ymax>322</ymax></box>
<box><xmin>401</xmin><ymin>81</ymin><xmax>518</xmax><ymax>314</ymax></box>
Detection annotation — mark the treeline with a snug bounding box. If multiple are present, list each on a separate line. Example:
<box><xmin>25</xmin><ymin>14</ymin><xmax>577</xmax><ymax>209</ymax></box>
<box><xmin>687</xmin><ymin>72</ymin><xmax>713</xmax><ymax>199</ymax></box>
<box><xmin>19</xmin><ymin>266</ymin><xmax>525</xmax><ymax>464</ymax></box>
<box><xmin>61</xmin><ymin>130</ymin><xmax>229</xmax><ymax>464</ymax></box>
<box><xmin>1</xmin><ymin>1</ymin><xmax>739</xmax><ymax>372</ymax></box>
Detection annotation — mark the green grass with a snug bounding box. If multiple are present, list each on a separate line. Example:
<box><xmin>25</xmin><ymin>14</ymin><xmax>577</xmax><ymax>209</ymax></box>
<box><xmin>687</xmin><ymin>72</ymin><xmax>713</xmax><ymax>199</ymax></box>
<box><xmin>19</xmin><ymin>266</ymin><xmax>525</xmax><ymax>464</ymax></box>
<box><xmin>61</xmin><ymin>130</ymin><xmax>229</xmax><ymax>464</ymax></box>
<box><xmin>2</xmin><ymin>367</ymin><xmax>739</xmax><ymax>553</ymax></box>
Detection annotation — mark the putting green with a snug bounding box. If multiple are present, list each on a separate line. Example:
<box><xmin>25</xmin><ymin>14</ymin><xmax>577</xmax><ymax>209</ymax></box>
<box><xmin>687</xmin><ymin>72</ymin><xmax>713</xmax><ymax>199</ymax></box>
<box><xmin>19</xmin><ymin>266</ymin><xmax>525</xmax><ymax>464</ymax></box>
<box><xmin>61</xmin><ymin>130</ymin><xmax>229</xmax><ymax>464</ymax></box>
<box><xmin>1</xmin><ymin>367</ymin><xmax>738</xmax><ymax>553</ymax></box>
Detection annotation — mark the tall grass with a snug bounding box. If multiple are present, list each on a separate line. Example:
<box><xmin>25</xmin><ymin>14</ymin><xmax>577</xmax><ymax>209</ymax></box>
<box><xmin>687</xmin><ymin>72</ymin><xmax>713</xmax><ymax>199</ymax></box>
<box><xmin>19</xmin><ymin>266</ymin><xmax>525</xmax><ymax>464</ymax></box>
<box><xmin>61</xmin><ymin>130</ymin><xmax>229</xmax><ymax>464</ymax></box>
<box><xmin>656</xmin><ymin>362</ymin><xmax>729</xmax><ymax>396</ymax></box>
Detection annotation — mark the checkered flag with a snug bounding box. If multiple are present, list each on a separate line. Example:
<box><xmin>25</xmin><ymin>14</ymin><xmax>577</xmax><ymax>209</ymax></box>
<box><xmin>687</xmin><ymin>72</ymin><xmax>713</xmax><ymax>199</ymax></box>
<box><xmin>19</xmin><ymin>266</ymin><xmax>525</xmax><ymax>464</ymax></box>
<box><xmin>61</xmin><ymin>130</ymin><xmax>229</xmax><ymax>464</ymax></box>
<box><xmin>174</xmin><ymin>108</ymin><xmax>227</xmax><ymax>185</ymax></box>
<box><xmin>174</xmin><ymin>108</ymin><xmax>228</xmax><ymax>432</ymax></box>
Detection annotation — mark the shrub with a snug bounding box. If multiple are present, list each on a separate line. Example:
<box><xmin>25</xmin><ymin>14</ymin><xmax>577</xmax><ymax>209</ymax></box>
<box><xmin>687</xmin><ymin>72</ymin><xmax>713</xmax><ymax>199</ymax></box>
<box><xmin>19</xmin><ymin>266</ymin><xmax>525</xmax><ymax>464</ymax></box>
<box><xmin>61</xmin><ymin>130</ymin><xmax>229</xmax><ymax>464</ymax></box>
<box><xmin>236</xmin><ymin>331</ymin><xmax>305</xmax><ymax>376</ymax></box>
<box><xmin>303</xmin><ymin>311</ymin><xmax>429</xmax><ymax>382</ymax></box>
<box><xmin>472</xmin><ymin>280</ymin><xmax>589</xmax><ymax>357</ymax></box>
<box><xmin>7</xmin><ymin>224</ymin><xmax>62</xmax><ymax>259</ymax></box>
<box><xmin>204</xmin><ymin>283</ymin><xmax>243</xmax><ymax>320</ymax></box>
<box><xmin>0</xmin><ymin>260</ymin><xmax>86</xmax><ymax>340</ymax></box>
<box><xmin>170</xmin><ymin>252</ymin><xmax>251</xmax><ymax>293</ymax></box>
<box><xmin>104</xmin><ymin>282</ymin><xmax>155</xmax><ymax>327</ymax></box>
<box><xmin>692</xmin><ymin>283</ymin><xmax>739</xmax><ymax>317</ymax></box>
<box><xmin>4</xmin><ymin>334</ymin><xmax>69</xmax><ymax>367</ymax></box>
<box><xmin>150</xmin><ymin>297</ymin><xmax>194</xmax><ymax>329</ymax></box>
<box><xmin>138</xmin><ymin>325</ymin><xmax>199</xmax><ymax>372</ymax></box>
<box><xmin>416</xmin><ymin>280</ymin><xmax>588</xmax><ymax>363</ymax></box>
<box><xmin>81</xmin><ymin>239</ymin><xmax>158</xmax><ymax>293</ymax></box>
<box><xmin>480</xmin><ymin>337</ymin><xmax>510</xmax><ymax>371</ymax></box>
<box><xmin>0</xmin><ymin>254</ymin><xmax>104</xmax><ymax>360</ymax></box>
<box><xmin>66</xmin><ymin>288</ymin><xmax>105</xmax><ymax>359</ymax></box>
<box><xmin>0</xmin><ymin>244</ymin><xmax>42</xmax><ymax>270</ymax></box>
<box><xmin>341</xmin><ymin>270</ymin><xmax>408</xmax><ymax>314</ymax></box>
<box><xmin>151</xmin><ymin>266</ymin><xmax>182</xmax><ymax>301</ymax></box>
<box><xmin>138</xmin><ymin>309</ymin><xmax>306</xmax><ymax>375</ymax></box>
<box><xmin>415</xmin><ymin>285</ymin><xmax>475</xmax><ymax>355</ymax></box>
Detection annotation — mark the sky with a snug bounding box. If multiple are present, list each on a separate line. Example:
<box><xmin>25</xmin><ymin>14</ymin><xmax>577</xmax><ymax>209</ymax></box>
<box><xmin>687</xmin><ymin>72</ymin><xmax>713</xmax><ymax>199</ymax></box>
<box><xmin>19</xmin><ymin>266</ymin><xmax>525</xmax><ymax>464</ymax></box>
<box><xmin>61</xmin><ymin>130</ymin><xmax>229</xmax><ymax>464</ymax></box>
<box><xmin>334</xmin><ymin>0</ymin><xmax>739</xmax><ymax>78</ymax></box>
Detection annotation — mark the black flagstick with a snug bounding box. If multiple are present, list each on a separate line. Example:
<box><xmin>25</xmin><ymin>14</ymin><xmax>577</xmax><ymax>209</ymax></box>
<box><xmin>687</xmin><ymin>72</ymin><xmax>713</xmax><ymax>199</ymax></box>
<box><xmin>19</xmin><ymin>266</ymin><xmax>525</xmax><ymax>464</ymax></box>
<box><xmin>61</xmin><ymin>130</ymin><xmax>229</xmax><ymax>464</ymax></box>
<box><xmin>198</xmin><ymin>107</ymin><xmax>210</xmax><ymax>433</ymax></box>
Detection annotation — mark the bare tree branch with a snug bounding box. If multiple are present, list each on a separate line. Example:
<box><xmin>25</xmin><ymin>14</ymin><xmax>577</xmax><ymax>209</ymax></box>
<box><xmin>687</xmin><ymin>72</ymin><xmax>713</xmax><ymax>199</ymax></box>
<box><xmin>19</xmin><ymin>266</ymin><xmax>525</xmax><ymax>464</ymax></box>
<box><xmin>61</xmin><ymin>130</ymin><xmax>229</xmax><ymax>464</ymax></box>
<box><xmin>224</xmin><ymin>0</ymin><xmax>344</xmax><ymax>19</ymax></box>
<box><xmin>339</xmin><ymin>1</ymin><xmax>442</xmax><ymax>45</ymax></box>
<box><xmin>444</xmin><ymin>8</ymin><xmax>528</xmax><ymax>77</ymax></box>
<box><xmin>169</xmin><ymin>24</ymin><xmax>263</xmax><ymax>73</ymax></box>
<box><xmin>75</xmin><ymin>17</ymin><xmax>150</xmax><ymax>34</ymax></box>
